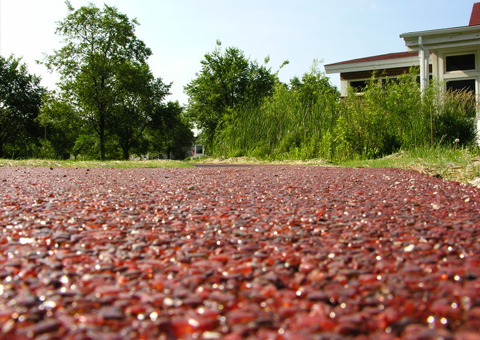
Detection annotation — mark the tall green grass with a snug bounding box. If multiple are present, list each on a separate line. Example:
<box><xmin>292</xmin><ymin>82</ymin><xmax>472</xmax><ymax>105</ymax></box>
<box><xmin>214</xmin><ymin>65</ymin><xmax>339</xmax><ymax>160</ymax></box>
<box><xmin>212</xmin><ymin>69</ymin><xmax>477</xmax><ymax>162</ymax></box>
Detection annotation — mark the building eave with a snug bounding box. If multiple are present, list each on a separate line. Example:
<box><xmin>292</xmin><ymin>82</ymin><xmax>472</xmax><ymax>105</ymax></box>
<box><xmin>400</xmin><ymin>25</ymin><xmax>480</xmax><ymax>50</ymax></box>
<box><xmin>325</xmin><ymin>56</ymin><xmax>420</xmax><ymax>74</ymax></box>
<box><xmin>400</xmin><ymin>25</ymin><xmax>480</xmax><ymax>39</ymax></box>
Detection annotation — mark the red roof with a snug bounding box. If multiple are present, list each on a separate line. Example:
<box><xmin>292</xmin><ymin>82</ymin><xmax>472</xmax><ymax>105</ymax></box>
<box><xmin>325</xmin><ymin>51</ymin><xmax>417</xmax><ymax>67</ymax></box>
<box><xmin>470</xmin><ymin>2</ymin><xmax>480</xmax><ymax>26</ymax></box>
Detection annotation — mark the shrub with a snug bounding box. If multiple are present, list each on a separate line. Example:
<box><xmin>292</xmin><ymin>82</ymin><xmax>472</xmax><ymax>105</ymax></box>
<box><xmin>211</xmin><ymin>67</ymin><xmax>477</xmax><ymax>162</ymax></box>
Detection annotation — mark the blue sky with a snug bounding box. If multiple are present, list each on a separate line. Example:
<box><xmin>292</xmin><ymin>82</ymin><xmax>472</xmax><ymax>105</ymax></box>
<box><xmin>1</xmin><ymin>0</ymin><xmax>477</xmax><ymax>104</ymax></box>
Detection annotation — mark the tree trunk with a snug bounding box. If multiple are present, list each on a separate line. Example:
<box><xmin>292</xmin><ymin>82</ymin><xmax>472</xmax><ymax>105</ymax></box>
<box><xmin>99</xmin><ymin>114</ymin><xmax>106</xmax><ymax>160</ymax></box>
<box><xmin>100</xmin><ymin>130</ymin><xmax>106</xmax><ymax>160</ymax></box>
<box><xmin>122</xmin><ymin>146</ymin><xmax>129</xmax><ymax>161</ymax></box>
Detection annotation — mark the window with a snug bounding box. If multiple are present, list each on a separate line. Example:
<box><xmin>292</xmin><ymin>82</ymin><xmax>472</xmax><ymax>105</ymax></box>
<box><xmin>349</xmin><ymin>80</ymin><xmax>368</xmax><ymax>92</ymax></box>
<box><xmin>446</xmin><ymin>54</ymin><xmax>476</xmax><ymax>72</ymax></box>
<box><xmin>446</xmin><ymin>79</ymin><xmax>476</xmax><ymax>93</ymax></box>
<box><xmin>195</xmin><ymin>145</ymin><xmax>203</xmax><ymax>154</ymax></box>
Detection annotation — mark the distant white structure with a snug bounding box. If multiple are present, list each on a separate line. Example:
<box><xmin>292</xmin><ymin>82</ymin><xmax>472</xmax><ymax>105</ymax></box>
<box><xmin>191</xmin><ymin>144</ymin><xmax>204</xmax><ymax>159</ymax></box>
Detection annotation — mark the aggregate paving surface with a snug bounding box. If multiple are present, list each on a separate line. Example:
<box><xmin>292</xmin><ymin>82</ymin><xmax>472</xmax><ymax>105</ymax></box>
<box><xmin>1</xmin><ymin>165</ymin><xmax>480</xmax><ymax>340</ymax></box>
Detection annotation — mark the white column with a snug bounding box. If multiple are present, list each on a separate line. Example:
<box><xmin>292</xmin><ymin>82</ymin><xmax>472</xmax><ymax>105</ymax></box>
<box><xmin>423</xmin><ymin>49</ymin><xmax>430</xmax><ymax>87</ymax></box>
<box><xmin>418</xmin><ymin>36</ymin><xmax>429</xmax><ymax>91</ymax></box>
<box><xmin>477</xmin><ymin>78</ymin><xmax>480</xmax><ymax>145</ymax></box>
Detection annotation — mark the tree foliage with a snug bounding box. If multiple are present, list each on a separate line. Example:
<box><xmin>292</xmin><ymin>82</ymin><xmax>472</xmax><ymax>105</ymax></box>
<box><xmin>289</xmin><ymin>60</ymin><xmax>339</xmax><ymax>106</ymax></box>
<box><xmin>110</xmin><ymin>62</ymin><xmax>171</xmax><ymax>160</ymax></box>
<box><xmin>45</xmin><ymin>2</ymin><xmax>157</xmax><ymax>160</ymax></box>
<box><xmin>0</xmin><ymin>56</ymin><xmax>46</xmax><ymax>158</ymax></box>
<box><xmin>144</xmin><ymin>101</ymin><xmax>194</xmax><ymax>159</ymax></box>
<box><xmin>185</xmin><ymin>41</ymin><xmax>278</xmax><ymax>151</ymax></box>
<box><xmin>37</xmin><ymin>91</ymin><xmax>82</xmax><ymax>159</ymax></box>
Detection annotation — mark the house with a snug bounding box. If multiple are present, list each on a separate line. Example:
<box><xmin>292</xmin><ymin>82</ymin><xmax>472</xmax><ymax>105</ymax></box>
<box><xmin>191</xmin><ymin>143</ymin><xmax>204</xmax><ymax>159</ymax></box>
<box><xmin>325</xmin><ymin>2</ymin><xmax>480</xmax><ymax>100</ymax></box>
<box><xmin>324</xmin><ymin>51</ymin><xmax>423</xmax><ymax>96</ymax></box>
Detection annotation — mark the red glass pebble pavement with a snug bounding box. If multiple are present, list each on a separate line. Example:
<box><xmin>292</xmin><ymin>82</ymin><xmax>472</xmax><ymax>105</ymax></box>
<box><xmin>1</xmin><ymin>165</ymin><xmax>480</xmax><ymax>339</ymax></box>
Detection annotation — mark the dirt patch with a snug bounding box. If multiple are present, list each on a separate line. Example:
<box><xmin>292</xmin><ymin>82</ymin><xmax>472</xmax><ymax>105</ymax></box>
<box><xmin>1</xmin><ymin>166</ymin><xmax>480</xmax><ymax>339</ymax></box>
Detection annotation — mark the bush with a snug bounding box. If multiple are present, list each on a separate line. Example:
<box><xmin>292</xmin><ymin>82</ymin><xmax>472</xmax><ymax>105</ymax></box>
<box><xmin>211</xmin><ymin>67</ymin><xmax>477</xmax><ymax>162</ymax></box>
<box><xmin>213</xmin><ymin>62</ymin><xmax>340</xmax><ymax>160</ymax></box>
<box><xmin>433</xmin><ymin>89</ymin><xmax>476</xmax><ymax>146</ymax></box>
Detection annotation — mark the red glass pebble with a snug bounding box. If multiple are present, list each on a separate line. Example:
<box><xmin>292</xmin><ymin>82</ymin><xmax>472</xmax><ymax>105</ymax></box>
<box><xmin>22</xmin><ymin>319</ymin><xmax>61</xmax><ymax>337</ymax></box>
<box><xmin>0</xmin><ymin>166</ymin><xmax>480</xmax><ymax>338</ymax></box>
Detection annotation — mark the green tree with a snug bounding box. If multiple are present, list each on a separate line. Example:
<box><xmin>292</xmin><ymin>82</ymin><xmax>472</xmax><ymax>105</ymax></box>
<box><xmin>289</xmin><ymin>60</ymin><xmax>340</xmax><ymax>106</ymax></box>
<box><xmin>37</xmin><ymin>91</ymin><xmax>82</xmax><ymax>159</ymax></box>
<box><xmin>185</xmin><ymin>41</ymin><xmax>278</xmax><ymax>151</ymax></box>
<box><xmin>0</xmin><ymin>56</ymin><xmax>46</xmax><ymax>158</ymax></box>
<box><xmin>45</xmin><ymin>2</ymin><xmax>153</xmax><ymax>160</ymax></box>
<box><xmin>161</xmin><ymin>101</ymin><xmax>194</xmax><ymax>159</ymax></box>
<box><xmin>110</xmin><ymin>61</ymin><xmax>171</xmax><ymax>160</ymax></box>
<box><xmin>144</xmin><ymin>101</ymin><xmax>194</xmax><ymax>159</ymax></box>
